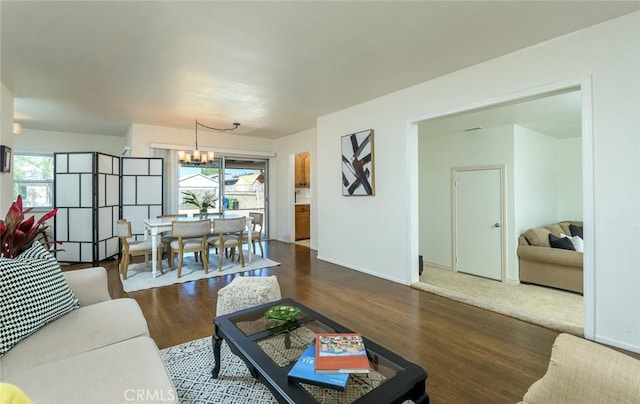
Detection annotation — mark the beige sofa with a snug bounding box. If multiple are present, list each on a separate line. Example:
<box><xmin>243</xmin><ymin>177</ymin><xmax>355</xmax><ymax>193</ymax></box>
<box><xmin>519</xmin><ymin>333</ymin><xmax>640</xmax><ymax>403</ymax></box>
<box><xmin>0</xmin><ymin>267</ymin><xmax>176</xmax><ymax>403</ymax></box>
<box><xmin>517</xmin><ymin>221</ymin><xmax>583</xmax><ymax>293</ymax></box>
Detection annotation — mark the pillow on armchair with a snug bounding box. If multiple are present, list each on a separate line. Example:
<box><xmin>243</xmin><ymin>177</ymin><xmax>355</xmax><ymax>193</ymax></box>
<box><xmin>0</xmin><ymin>243</ymin><xmax>79</xmax><ymax>357</ymax></box>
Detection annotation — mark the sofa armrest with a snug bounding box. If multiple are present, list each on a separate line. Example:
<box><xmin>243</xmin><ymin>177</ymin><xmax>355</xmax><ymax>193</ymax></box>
<box><xmin>521</xmin><ymin>333</ymin><xmax>640</xmax><ymax>403</ymax></box>
<box><xmin>62</xmin><ymin>267</ymin><xmax>111</xmax><ymax>306</ymax></box>
<box><xmin>517</xmin><ymin>245</ymin><xmax>582</xmax><ymax>268</ymax></box>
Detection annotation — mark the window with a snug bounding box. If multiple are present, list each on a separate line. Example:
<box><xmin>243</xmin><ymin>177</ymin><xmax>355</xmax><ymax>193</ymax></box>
<box><xmin>13</xmin><ymin>153</ymin><xmax>54</xmax><ymax>208</ymax></box>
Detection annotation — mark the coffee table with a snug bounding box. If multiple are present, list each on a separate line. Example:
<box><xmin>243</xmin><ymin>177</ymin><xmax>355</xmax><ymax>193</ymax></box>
<box><xmin>212</xmin><ymin>298</ymin><xmax>429</xmax><ymax>403</ymax></box>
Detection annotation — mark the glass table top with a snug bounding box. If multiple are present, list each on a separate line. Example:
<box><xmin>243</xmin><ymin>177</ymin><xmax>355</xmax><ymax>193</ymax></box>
<box><xmin>225</xmin><ymin>301</ymin><xmax>408</xmax><ymax>403</ymax></box>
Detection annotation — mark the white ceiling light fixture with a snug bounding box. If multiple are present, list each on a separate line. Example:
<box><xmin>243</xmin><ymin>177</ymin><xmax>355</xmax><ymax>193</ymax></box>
<box><xmin>13</xmin><ymin>123</ymin><xmax>22</xmax><ymax>135</ymax></box>
<box><xmin>178</xmin><ymin>120</ymin><xmax>241</xmax><ymax>164</ymax></box>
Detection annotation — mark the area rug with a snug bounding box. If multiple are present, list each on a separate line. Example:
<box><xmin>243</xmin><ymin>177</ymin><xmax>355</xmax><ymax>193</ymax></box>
<box><xmin>161</xmin><ymin>337</ymin><xmax>415</xmax><ymax>404</ymax></box>
<box><xmin>412</xmin><ymin>266</ymin><xmax>583</xmax><ymax>336</ymax></box>
<box><xmin>160</xmin><ymin>337</ymin><xmax>277</xmax><ymax>403</ymax></box>
<box><xmin>122</xmin><ymin>253</ymin><xmax>280</xmax><ymax>293</ymax></box>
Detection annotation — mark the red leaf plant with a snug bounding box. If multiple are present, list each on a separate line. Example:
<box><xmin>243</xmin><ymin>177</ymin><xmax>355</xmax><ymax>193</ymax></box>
<box><xmin>0</xmin><ymin>195</ymin><xmax>58</xmax><ymax>258</ymax></box>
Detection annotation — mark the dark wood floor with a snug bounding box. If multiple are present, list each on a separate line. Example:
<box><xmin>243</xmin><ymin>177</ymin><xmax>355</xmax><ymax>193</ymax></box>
<box><xmin>70</xmin><ymin>241</ymin><xmax>561</xmax><ymax>403</ymax></box>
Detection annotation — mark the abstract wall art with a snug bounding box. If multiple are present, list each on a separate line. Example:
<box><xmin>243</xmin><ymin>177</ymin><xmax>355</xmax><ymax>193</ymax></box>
<box><xmin>341</xmin><ymin>129</ymin><xmax>375</xmax><ymax>196</ymax></box>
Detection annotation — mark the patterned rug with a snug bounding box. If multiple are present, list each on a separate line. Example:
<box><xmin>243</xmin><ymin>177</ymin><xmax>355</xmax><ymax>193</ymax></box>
<box><xmin>160</xmin><ymin>337</ymin><xmax>416</xmax><ymax>404</ymax></box>
<box><xmin>160</xmin><ymin>337</ymin><xmax>277</xmax><ymax>404</ymax></box>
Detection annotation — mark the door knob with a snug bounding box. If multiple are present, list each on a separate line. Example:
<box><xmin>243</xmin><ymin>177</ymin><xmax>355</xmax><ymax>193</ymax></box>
<box><xmin>494</xmin><ymin>223</ymin><xmax>500</xmax><ymax>228</ymax></box>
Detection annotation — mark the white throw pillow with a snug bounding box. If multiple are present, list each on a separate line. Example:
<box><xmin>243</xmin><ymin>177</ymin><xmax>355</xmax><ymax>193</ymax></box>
<box><xmin>561</xmin><ymin>233</ymin><xmax>584</xmax><ymax>253</ymax></box>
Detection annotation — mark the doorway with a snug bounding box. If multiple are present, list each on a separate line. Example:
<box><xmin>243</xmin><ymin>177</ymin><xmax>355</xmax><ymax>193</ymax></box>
<box><xmin>294</xmin><ymin>152</ymin><xmax>311</xmax><ymax>247</ymax></box>
<box><xmin>412</xmin><ymin>81</ymin><xmax>593</xmax><ymax>337</ymax></box>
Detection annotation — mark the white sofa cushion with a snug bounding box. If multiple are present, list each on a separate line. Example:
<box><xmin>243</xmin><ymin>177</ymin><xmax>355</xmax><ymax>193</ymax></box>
<box><xmin>62</xmin><ymin>266</ymin><xmax>111</xmax><ymax>306</ymax></box>
<box><xmin>0</xmin><ymin>298</ymin><xmax>149</xmax><ymax>378</ymax></box>
<box><xmin>4</xmin><ymin>336</ymin><xmax>177</xmax><ymax>404</ymax></box>
<box><xmin>0</xmin><ymin>243</ymin><xmax>79</xmax><ymax>357</ymax></box>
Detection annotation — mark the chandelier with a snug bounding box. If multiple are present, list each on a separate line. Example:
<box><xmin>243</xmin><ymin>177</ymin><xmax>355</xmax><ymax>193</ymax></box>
<box><xmin>178</xmin><ymin>120</ymin><xmax>241</xmax><ymax>164</ymax></box>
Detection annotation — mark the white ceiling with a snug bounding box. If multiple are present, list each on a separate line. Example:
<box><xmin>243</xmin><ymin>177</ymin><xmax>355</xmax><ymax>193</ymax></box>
<box><xmin>419</xmin><ymin>90</ymin><xmax>582</xmax><ymax>139</ymax></box>
<box><xmin>2</xmin><ymin>1</ymin><xmax>638</xmax><ymax>139</ymax></box>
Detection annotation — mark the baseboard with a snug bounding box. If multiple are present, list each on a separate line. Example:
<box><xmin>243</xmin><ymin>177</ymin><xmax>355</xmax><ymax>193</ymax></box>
<box><xmin>595</xmin><ymin>335</ymin><xmax>640</xmax><ymax>355</ymax></box>
<box><xmin>423</xmin><ymin>261</ymin><xmax>452</xmax><ymax>271</ymax></box>
<box><xmin>316</xmin><ymin>255</ymin><xmax>409</xmax><ymax>285</ymax></box>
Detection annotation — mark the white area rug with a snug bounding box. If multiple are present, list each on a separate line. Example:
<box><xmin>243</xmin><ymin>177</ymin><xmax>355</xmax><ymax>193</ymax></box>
<box><xmin>121</xmin><ymin>252</ymin><xmax>280</xmax><ymax>293</ymax></box>
<box><xmin>413</xmin><ymin>266</ymin><xmax>583</xmax><ymax>336</ymax></box>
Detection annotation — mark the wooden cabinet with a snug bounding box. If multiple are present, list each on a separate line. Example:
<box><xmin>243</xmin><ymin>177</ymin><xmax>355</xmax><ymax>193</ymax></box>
<box><xmin>295</xmin><ymin>204</ymin><xmax>310</xmax><ymax>240</ymax></box>
<box><xmin>295</xmin><ymin>153</ymin><xmax>310</xmax><ymax>188</ymax></box>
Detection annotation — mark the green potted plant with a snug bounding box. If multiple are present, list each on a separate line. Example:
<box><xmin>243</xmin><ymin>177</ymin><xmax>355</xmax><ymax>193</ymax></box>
<box><xmin>0</xmin><ymin>195</ymin><xmax>58</xmax><ymax>258</ymax></box>
<box><xmin>181</xmin><ymin>190</ymin><xmax>217</xmax><ymax>218</ymax></box>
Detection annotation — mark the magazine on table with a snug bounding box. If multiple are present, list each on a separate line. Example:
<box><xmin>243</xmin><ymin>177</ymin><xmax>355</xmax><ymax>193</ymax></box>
<box><xmin>314</xmin><ymin>333</ymin><xmax>370</xmax><ymax>374</ymax></box>
<box><xmin>287</xmin><ymin>345</ymin><xmax>350</xmax><ymax>390</ymax></box>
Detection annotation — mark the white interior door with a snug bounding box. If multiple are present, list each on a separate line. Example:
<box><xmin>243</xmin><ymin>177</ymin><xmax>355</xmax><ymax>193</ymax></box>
<box><xmin>454</xmin><ymin>168</ymin><xmax>503</xmax><ymax>281</ymax></box>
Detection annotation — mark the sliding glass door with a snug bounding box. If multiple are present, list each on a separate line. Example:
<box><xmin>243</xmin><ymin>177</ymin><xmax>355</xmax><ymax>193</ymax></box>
<box><xmin>177</xmin><ymin>156</ymin><xmax>268</xmax><ymax>237</ymax></box>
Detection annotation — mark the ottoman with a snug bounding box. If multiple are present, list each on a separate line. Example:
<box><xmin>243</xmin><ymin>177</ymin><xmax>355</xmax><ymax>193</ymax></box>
<box><xmin>216</xmin><ymin>275</ymin><xmax>282</xmax><ymax>316</ymax></box>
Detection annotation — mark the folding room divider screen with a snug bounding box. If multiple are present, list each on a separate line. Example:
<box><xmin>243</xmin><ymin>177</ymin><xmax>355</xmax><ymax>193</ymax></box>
<box><xmin>54</xmin><ymin>152</ymin><xmax>163</xmax><ymax>265</ymax></box>
<box><xmin>121</xmin><ymin>157</ymin><xmax>163</xmax><ymax>240</ymax></box>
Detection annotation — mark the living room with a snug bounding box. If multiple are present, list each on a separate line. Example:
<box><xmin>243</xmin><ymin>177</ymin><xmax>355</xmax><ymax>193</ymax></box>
<box><xmin>1</xmin><ymin>2</ymin><xmax>639</xmax><ymax>403</ymax></box>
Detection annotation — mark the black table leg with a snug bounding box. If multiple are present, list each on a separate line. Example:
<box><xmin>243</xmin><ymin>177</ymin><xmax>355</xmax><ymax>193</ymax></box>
<box><xmin>211</xmin><ymin>332</ymin><xmax>223</xmax><ymax>379</ymax></box>
<box><xmin>414</xmin><ymin>392</ymin><xmax>429</xmax><ymax>404</ymax></box>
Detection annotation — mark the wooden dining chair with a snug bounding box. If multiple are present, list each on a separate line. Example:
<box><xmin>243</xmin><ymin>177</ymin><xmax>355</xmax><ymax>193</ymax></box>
<box><xmin>209</xmin><ymin>217</ymin><xmax>246</xmax><ymax>271</ymax></box>
<box><xmin>115</xmin><ymin>219</ymin><xmax>163</xmax><ymax>279</ymax></box>
<box><xmin>247</xmin><ymin>212</ymin><xmax>264</xmax><ymax>257</ymax></box>
<box><xmin>157</xmin><ymin>214</ymin><xmax>189</xmax><ymax>263</ymax></box>
<box><xmin>168</xmin><ymin>219</ymin><xmax>212</xmax><ymax>278</ymax></box>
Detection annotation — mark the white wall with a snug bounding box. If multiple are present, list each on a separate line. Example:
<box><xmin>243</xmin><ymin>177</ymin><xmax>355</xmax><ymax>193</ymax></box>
<box><xmin>557</xmin><ymin>137</ymin><xmax>583</xmax><ymax>220</ymax></box>
<box><xmin>418</xmin><ymin>125</ymin><xmax>514</xmax><ymax>274</ymax></box>
<box><xmin>514</xmin><ymin>127</ymin><xmax>583</xmax><ymax>234</ymax></box>
<box><xmin>316</xmin><ymin>12</ymin><xmax>640</xmax><ymax>351</ymax></box>
<box><xmin>273</xmin><ymin>128</ymin><xmax>317</xmax><ymax>247</ymax></box>
<box><xmin>13</xmin><ymin>128</ymin><xmax>125</xmax><ymax>156</ymax></box>
<box><xmin>0</xmin><ymin>83</ymin><xmax>14</xmax><ymax>211</ymax></box>
<box><xmin>513</xmin><ymin>125</ymin><xmax>561</xmax><ymax>236</ymax></box>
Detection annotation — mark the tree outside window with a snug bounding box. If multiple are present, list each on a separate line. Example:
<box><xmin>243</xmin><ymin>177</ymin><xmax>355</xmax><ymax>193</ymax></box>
<box><xmin>13</xmin><ymin>153</ymin><xmax>54</xmax><ymax>208</ymax></box>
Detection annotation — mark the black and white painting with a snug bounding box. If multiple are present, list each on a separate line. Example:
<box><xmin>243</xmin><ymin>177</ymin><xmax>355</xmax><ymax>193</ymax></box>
<box><xmin>341</xmin><ymin>129</ymin><xmax>375</xmax><ymax>196</ymax></box>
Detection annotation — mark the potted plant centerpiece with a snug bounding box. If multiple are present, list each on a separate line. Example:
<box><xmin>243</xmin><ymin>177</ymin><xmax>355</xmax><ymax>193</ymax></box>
<box><xmin>182</xmin><ymin>190</ymin><xmax>217</xmax><ymax>218</ymax></box>
<box><xmin>0</xmin><ymin>195</ymin><xmax>58</xmax><ymax>258</ymax></box>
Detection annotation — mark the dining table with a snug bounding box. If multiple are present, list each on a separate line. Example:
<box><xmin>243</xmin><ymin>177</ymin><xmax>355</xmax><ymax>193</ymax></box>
<box><xmin>143</xmin><ymin>213</ymin><xmax>254</xmax><ymax>278</ymax></box>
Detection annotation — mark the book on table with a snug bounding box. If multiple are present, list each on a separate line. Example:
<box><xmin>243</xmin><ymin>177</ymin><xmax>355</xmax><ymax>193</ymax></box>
<box><xmin>314</xmin><ymin>333</ymin><xmax>370</xmax><ymax>374</ymax></box>
<box><xmin>287</xmin><ymin>345</ymin><xmax>350</xmax><ymax>390</ymax></box>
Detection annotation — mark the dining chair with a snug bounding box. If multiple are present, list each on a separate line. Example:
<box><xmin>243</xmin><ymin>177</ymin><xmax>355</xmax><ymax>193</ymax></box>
<box><xmin>115</xmin><ymin>219</ymin><xmax>163</xmax><ymax>280</ymax></box>
<box><xmin>247</xmin><ymin>212</ymin><xmax>264</xmax><ymax>257</ymax></box>
<box><xmin>157</xmin><ymin>214</ymin><xmax>190</xmax><ymax>263</ymax></box>
<box><xmin>168</xmin><ymin>219</ymin><xmax>212</xmax><ymax>278</ymax></box>
<box><xmin>209</xmin><ymin>217</ymin><xmax>246</xmax><ymax>271</ymax></box>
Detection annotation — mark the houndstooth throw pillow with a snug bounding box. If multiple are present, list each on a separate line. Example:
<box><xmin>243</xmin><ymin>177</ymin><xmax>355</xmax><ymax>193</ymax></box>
<box><xmin>0</xmin><ymin>243</ymin><xmax>79</xmax><ymax>357</ymax></box>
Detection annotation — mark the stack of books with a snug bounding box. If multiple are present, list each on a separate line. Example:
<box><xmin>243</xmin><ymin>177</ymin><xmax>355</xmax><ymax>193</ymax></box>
<box><xmin>287</xmin><ymin>333</ymin><xmax>370</xmax><ymax>391</ymax></box>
